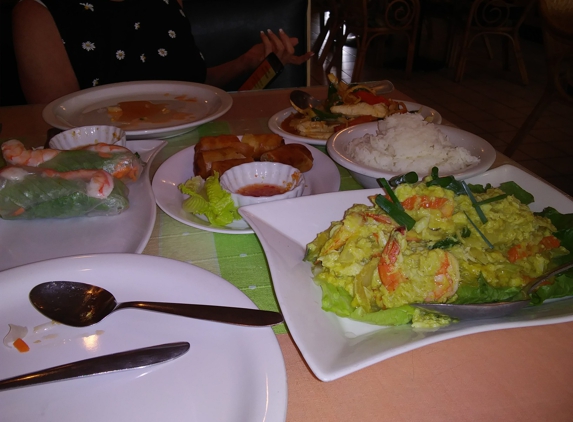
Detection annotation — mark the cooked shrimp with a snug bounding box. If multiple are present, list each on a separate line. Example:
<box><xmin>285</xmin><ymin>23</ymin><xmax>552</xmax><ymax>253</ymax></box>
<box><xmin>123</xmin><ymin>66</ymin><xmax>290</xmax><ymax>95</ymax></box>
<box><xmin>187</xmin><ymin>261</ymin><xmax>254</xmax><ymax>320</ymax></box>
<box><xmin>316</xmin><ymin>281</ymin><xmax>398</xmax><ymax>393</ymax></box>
<box><xmin>321</xmin><ymin>214</ymin><xmax>363</xmax><ymax>255</ymax></box>
<box><xmin>378</xmin><ymin>227</ymin><xmax>406</xmax><ymax>292</ymax></box>
<box><xmin>1</xmin><ymin>139</ymin><xmax>60</xmax><ymax>166</ymax></box>
<box><xmin>86</xmin><ymin>170</ymin><xmax>114</xmax><ymax>198</ymax></box>
<box><xmin>55</xmin><ymin>169</ymin><xmax>114</xmax><ymax>199</ymax></box>
<box><xmin>424</xmin><ymin>251</ymin><xmax>460</xmax><ymax>302</ymax></box>
<box><xmin>79</xmin><ymin>143</ymin><xmax>129</xmax><ymax>153</ymax></box>
<box><xmin>401</xmin><ymin>195</ymin><xmax>455</xmax><ymax>217</ymax></box>
<box><xmin>378</xmin><ymin>228</ymin><xmax>459</xmax><ymax>301</ymax></box>
<box><xmin>79</xmin><ymin>143</ymin><xmax>130</xmax><ymax>158</ymax></box>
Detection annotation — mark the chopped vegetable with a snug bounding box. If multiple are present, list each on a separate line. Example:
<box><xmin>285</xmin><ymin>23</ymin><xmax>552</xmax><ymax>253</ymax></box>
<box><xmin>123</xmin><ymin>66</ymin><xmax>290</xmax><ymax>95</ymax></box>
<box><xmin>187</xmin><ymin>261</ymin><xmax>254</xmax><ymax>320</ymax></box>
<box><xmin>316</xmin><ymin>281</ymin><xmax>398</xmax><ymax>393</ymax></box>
<box><xmin>13</xmin><ymin>338</ymin><xmax>30</xmax><ymax>353</ymax></box>
<box><xmin>353</xmin><ymin>90</ymin><xmax>391</xmax><ymax>105</ymax></box>
<box><xmin>388</xmin><ymin>172</ymin><xmax>419</xmax><ymax>187</ymax></box>
<box><xmin>3</xmin><ymin>323</ymin><xmax>29</xmax><ymax>352</ymax></box>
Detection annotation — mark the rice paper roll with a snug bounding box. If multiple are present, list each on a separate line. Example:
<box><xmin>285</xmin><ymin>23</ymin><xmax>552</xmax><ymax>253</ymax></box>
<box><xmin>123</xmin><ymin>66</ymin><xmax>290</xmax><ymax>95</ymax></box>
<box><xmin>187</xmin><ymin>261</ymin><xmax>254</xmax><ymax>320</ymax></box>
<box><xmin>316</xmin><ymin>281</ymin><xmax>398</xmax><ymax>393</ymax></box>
<box><xmin>1</xmin><ymin>140</ymin><xmax>144</xmax><ymax>183</ymax></box>
<box><xmin>0</xmin><ymin>166</ymin><xmax>129</xmax><ymax>219</ymax></box>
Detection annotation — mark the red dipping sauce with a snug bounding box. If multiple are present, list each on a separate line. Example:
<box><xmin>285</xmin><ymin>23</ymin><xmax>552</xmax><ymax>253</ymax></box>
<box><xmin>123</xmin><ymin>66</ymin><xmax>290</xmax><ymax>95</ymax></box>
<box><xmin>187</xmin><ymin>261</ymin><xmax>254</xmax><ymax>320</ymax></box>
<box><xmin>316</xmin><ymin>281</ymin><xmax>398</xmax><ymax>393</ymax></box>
<box><xmin>236</xmin><ymin>183</ymin><xmax>289</xmax><ymax>197</ymax></box>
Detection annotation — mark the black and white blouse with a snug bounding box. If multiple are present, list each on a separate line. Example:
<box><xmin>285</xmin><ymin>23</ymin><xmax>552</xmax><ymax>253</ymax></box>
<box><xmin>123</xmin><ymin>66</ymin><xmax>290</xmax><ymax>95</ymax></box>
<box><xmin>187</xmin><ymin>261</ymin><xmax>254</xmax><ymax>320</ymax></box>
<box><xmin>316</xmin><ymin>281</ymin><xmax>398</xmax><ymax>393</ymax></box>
<box><xmin>37</xmin><ymin>0</ymin><xmax>207</xmax><ymax>89</ymax></box>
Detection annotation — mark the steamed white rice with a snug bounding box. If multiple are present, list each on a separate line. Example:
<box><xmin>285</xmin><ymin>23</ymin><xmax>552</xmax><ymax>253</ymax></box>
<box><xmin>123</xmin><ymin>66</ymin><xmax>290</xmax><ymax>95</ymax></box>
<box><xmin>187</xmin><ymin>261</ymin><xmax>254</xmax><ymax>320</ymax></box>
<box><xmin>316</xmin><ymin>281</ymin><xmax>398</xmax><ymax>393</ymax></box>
<box><xmin>345</xmin><ymin>113</ymin><xmax>479</xmax><ymax>174</ymax></box>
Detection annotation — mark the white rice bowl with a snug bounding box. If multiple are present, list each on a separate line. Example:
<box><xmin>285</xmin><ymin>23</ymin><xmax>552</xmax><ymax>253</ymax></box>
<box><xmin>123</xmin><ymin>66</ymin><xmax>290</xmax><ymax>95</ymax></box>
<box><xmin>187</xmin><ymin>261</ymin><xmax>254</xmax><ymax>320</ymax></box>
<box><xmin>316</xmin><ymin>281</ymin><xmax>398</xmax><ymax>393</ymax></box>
<box><xmin>345</xmin><ymin>113</ymin><xmax>479</xmax><ymax>174</ymax></box>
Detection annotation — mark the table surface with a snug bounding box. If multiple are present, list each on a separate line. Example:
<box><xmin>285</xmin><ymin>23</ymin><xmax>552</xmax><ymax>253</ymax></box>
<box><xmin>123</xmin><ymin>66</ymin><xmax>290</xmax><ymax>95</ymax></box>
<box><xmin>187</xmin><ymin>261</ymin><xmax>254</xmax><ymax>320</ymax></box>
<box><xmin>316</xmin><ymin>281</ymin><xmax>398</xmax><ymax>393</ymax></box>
<box><xmin>1</xmin><ymin>86</ymin><xmax>572</xmax><ymax>422</ymax></box>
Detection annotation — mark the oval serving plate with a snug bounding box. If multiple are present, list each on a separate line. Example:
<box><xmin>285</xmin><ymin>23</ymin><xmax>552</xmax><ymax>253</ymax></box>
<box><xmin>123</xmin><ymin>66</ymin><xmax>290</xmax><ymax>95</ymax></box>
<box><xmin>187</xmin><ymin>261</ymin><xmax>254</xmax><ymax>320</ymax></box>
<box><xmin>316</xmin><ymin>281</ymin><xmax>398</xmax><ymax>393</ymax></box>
<box><xmin>43</xmin><ymin>81</ymin><xmax>233</xmax><ymax>140</ymax></box>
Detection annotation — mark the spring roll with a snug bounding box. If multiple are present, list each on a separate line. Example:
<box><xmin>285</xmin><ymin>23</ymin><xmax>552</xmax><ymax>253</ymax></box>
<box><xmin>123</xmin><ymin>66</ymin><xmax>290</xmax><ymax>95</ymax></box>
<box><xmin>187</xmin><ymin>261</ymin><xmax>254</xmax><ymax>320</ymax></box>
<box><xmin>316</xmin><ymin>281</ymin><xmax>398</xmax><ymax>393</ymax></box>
<box><xmin>195</xmin><ymin>135</ymin><xmax>254</xmax><ymax>158</ymax></box>
<box><xmin>211</xmin><ymin>157</ymin><xmax>255</xmax><ymax>176</ymax></box>
<box><xmin>260</xmin><ymin>143</ymin><xmax>314</xmax><ymax>172</ymax></box>
<box><xmin>195</xmin><ymin>135</ymin><xmax>241</xmax><ymax>152</ymax></box>
<box><xmin>194</xmin><ymin>147</ymin><xmax>249</xmax><ymax>179</ymax></box>
<box><xmin>0</xmin><ymin>166</ymin><xmax>129</xmax><ymax>219</ymax></box>
<box><xmin>1</xmin><ymin>140</ymin><xmax>144</xmax><ymax>183</ymax></box>
<box><xmin>241</xmin><ymin>133</ymin><xmax>285</xmax><ymax>159</ymax></box>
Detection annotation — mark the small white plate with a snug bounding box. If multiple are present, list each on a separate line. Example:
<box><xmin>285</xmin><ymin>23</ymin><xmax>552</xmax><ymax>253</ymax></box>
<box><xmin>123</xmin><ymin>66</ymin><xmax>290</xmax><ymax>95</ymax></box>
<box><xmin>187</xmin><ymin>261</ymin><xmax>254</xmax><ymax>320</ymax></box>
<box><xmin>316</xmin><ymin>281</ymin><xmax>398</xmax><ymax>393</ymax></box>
<box><xmin>152</xmin><ymin>140</ymin><xmax>341</xmax><ymax>234</ymax></box>
<box><xmin>239</xmin><ymin>165</ymin><xmax>573</xmax><ymax>381</ymax></box>
<box><xmin>0</xmin><ymin>254</ymin><xmax>286</xmax><ymax>422</ymax></box>
<box><xmin>268</xmin><ymin>101</ymin><xmax>443</xmax><ymax>146</ymax></box>
<box><xmin>0</xmin><ymin>140</ymin><xmax>166</xmax><ymax>271</ymax></box>
<box><xmin>43</xmin><ymin>81</ymin><xmax>233</xmax><ymax>139</ymax></box>
<box><xmin>327</xmin><ymin>122</ymin><xmax>497</xmax><ymax>188</ymax></box>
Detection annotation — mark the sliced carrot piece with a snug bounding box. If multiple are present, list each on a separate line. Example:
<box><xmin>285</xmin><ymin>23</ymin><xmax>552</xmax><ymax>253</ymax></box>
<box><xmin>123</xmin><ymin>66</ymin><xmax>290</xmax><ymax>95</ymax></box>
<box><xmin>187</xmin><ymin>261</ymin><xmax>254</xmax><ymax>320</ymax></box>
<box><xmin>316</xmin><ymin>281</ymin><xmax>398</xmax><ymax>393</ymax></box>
<box><xmin>13</xmin><ymin>337</ymin><xmax>30</xmax><ymax>353</ymax></box>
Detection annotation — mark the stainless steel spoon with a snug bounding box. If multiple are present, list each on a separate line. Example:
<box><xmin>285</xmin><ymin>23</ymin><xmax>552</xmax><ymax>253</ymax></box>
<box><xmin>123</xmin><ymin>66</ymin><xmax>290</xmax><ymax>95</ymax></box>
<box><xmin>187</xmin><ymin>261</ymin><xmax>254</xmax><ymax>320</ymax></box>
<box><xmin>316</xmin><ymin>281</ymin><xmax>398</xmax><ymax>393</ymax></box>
<box><xmin>289</xmin><ymin>80</ymin><xmax>395</xmax><ymax>112</ymax></box>
<box><xmin>29</xmin><ymin>281</ymin><xmax>284</xmax><ymax>327</ymax></box>
<box><xmin>412</xmin><ymin>261</ymin><xmax>573</xmax><ymax>320</ymax></box>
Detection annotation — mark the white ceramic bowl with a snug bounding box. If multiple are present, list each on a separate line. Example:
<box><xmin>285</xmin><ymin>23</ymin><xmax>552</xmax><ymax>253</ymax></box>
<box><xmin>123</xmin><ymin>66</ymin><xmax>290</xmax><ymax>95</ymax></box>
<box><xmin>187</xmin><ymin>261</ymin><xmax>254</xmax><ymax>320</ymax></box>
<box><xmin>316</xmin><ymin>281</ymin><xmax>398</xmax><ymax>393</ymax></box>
<box><xmin>220</xmin><ymin>162</ymin><xmax>305</xmax><ymax>207</ymax></box>
<box><xmin>327</xmin><ymin>121</ymin><xmax>496</xmax><ymax>188</ymax></box>
<box><xmin>49</xmin><ymin>125</ymin><xmax>126</xmax><ymax>150</ymax></box>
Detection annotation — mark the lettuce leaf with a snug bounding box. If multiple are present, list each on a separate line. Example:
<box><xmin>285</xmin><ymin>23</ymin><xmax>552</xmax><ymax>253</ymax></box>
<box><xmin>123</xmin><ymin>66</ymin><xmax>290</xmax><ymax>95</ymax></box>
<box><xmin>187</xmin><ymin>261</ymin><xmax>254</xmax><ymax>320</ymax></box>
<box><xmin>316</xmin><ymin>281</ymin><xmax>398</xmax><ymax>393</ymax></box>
<box><xmin>453</xmin><ymin>274</ymin><xmax>523</xmax><ymax>304</ymax></box>
<box><xmin>498</xmin><ymin>181</ymin><xmax>535</xmax><ymax>205</ymax></box>
<box><xmin>531</xmin><ymin>271</ymin><xmax>573</xmax><ymax>304</ymax></box>
<box><xmin>319</xmin><ymin>282</ymin><xmax>414</xmax><ymax>326</ymax></box>
<box><xmin>179</xmin><ymin>173</ymin><xmax>240</xmax><ymax>226</ymax></box>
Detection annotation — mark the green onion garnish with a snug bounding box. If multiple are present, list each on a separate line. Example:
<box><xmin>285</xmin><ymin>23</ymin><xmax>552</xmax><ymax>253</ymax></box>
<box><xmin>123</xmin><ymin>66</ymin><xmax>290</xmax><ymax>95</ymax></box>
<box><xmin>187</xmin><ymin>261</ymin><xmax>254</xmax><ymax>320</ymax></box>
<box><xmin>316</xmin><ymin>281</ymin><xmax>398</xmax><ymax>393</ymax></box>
<box><xmin>462</xmin><ymin>181</ymin><xmax>487</xmax><ymax>224</ymax></box>
<box><xmin>375</xmin><ymin>194</ymin><xmax>416</xmax><ymax>230</ymax></box>
<box><xmin>476</xmin><ymin>194</ymin><xmax>508</xmax><ymax>206</ymax></box>
<box><xmin>377</xmin><ymin>178</ymin><xmax>404</xmax><ymax>210</ymax></box>
<box><xmin>464</xmin><ymin>211</ymin><xmax>493</xmax><ymax>249</ymax></box>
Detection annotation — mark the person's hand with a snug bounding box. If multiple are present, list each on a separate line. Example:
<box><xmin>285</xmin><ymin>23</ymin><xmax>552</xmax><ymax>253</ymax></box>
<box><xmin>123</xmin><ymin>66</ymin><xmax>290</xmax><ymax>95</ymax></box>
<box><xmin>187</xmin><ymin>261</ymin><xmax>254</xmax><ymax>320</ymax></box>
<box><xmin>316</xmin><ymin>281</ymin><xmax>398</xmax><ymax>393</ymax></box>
<box><xmin>243</xmin><ymin>29</ymin><xmax>314</xmax><ymax>69</ymax></box>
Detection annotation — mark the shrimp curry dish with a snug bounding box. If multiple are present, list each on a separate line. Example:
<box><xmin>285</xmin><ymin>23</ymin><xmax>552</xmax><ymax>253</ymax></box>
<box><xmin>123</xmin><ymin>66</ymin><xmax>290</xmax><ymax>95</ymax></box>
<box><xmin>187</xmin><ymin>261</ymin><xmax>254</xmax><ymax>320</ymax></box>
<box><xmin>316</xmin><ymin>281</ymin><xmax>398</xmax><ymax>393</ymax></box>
<box><xmin>304</xmin><ymin>170</ymin><xmax>573</xmax><ymax>328</ymax></box>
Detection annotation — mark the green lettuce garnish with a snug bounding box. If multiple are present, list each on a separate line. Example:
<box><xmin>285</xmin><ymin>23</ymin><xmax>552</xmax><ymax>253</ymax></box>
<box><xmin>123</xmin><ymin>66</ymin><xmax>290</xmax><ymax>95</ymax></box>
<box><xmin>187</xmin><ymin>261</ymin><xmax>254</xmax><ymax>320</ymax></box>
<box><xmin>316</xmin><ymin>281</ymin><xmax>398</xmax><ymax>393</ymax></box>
<box><xmin>178</xmin><ymin>172</ymin><xmax>240</xmax><ymax>227</ymax></box>
<box><xmin>319</xmin><ymin>282</ymin><xmax>415</xmax><ymax>326</ymax></box>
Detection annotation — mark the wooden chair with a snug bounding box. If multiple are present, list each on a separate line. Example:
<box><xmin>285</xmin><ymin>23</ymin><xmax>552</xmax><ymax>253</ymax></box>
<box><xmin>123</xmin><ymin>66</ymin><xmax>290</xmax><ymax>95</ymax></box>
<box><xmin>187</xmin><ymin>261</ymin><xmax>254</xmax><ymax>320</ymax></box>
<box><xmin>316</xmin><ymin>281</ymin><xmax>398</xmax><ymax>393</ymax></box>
<box><xmin>312</xmin><ymin>0</ymin><xmax>341</xmax><ymax>66</ymax></box>
<box><xmin>504</xmin><ymin>0</ymin><xmax>573</xmax><ymax>157</ymax></box>
<box><xmin>452</xmin><ymin>0</ymin><xmax>536</xmax><ymax>85</ymax></box>
<box><xmin>325</xmin><ymin>0</ymin><xmax>421</xmax><ymax>82</ymax></box>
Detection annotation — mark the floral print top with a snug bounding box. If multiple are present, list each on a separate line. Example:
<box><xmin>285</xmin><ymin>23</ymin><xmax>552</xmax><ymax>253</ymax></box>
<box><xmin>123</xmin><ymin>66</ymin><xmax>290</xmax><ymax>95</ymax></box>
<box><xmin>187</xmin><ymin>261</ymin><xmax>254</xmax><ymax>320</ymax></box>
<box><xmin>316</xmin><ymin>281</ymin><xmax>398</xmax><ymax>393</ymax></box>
<box><xmin>39</xmin><ymin>0</ymin><xmax>207</xmax><ymax>89</ymax></box>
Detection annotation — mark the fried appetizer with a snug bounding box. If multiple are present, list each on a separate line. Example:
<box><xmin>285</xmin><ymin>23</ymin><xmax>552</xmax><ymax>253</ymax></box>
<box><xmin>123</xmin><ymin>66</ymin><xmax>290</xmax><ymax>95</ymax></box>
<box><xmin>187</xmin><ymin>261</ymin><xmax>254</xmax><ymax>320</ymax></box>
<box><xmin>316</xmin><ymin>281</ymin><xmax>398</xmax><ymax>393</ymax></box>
<box><xmin>194</xmin><ymin>147</ymin><xmax>250</xmax><ymax>179</ymax></box>
<box><xmin>241</xmin><ymin>133</ymin><xmax>285</xmax><ymax>159</ymax></box>
<box><xmin>260</xmin><ymin>143</ymin><xmax>314</xmax><ymax>172</ymax></box>
<box><xmin>195</xmin><ymin>135</ymin><xmax>254</xmax><ymax>158</ymax></box>
<box><xmin>211</xmin><ymin>157</ymin><xmax>255</xmax><ymax>176</ymax></box>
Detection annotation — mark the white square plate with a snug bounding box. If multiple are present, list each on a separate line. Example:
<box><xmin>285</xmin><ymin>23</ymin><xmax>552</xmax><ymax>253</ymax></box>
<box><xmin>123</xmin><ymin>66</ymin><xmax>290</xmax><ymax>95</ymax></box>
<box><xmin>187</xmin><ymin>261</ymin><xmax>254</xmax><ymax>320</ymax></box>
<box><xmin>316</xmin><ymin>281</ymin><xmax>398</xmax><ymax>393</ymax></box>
<box><xmin>239</xmin><ymin>165</ymin><xmax>573</xmax><ymax>381</ymax></box>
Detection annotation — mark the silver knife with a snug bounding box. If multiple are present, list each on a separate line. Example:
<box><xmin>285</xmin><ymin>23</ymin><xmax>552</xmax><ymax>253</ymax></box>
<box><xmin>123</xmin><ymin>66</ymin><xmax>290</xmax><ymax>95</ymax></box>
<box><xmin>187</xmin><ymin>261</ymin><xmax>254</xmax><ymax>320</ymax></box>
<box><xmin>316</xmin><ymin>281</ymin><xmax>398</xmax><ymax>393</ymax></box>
<box><xmin>0</xmin><ymin>341</ymin><xmax>190</xmax><ymax>391</ymax></box>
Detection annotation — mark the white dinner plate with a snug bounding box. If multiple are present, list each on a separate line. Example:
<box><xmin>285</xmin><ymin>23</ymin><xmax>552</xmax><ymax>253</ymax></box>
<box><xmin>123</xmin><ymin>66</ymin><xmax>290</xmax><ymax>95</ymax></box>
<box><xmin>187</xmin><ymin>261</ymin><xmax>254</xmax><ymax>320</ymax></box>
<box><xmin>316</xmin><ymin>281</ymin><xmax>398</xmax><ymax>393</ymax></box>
<box><xmin>152</xmin><ymin>139</ymin><xmax>341</xmax><ymax>234</ymax></box>
<box><xmin>268</xmin><ymin>101</ymin><xmax>443</xmax><ymax>146</ymax></box>
<box><xmin>43</xmin><ymin>81</ymin><xmax>233</xmax><ymax>139</ymax></box>
<box><xmin>0</xmin><ymin>140</ymin><xmax>166</xmax><ymax>272</ymax></box>
<box><xmin>239</xmin><ymin>165</ymin><xmax>573</xmax><ymax>381</ymax></box>
<box><xmin>327</xmin><ymin>122</ymin><xmax>497</xmax><ymax>188</ymax></box>
<box><xmin>0</xmin><ymin>254</ymin><xmax>286</xmax><ymax>422</ymax></box>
